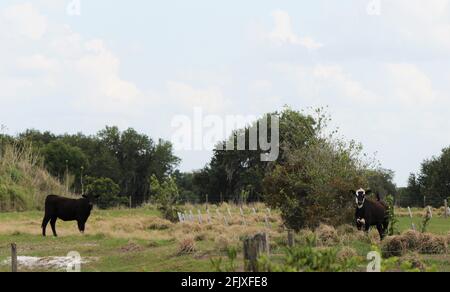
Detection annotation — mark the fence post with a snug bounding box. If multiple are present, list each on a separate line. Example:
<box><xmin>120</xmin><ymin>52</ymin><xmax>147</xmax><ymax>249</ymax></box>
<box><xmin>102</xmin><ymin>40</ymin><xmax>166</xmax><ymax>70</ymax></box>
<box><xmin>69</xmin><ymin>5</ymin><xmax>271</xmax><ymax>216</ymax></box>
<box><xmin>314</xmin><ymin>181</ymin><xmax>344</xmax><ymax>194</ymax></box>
<box><xmin>11</xmin><ymin>243</ymin><xmax>17</xmax><ymax>273</ymax></box>
<box><xmin>445</xmin><ymin>200</ymin><xmax>448</xmax><ymax>218</ymax></box>
<box><xmin>240</xmin><ymin>207</ymin><xmax>247</xmax><ymax>226</ymax></box>
<box><xmin>197</xmin><ymin>209</ymin><xmax>203</xmax><ymax>224</ymax></box>
<box><xmin>427</xmin><ymin>206</ymin><xmax>433</xmax><ymax>219</ymax></box>
<box><xmin>227</xmin><ymin>208</ymin><xmax>232</xmax><ymax>219</ymax></box>
<box><xmin>206</xmin><ymin>208</ymin><xmax>212</xmax><ymax>224</ymax></box>
<box><xmin>407</xmin><ymin>207</ymin><xmax>416</xmax><ymax>231</ymax></box>
<box><xmin>288</xmin><ymin>230</ymin><xmax>295</xmax><ymax>247</ymax></box>
<box><xmin>243</xmin><ymin>233</ymin><xmax>269</xmax><ymax>272</ymax></box>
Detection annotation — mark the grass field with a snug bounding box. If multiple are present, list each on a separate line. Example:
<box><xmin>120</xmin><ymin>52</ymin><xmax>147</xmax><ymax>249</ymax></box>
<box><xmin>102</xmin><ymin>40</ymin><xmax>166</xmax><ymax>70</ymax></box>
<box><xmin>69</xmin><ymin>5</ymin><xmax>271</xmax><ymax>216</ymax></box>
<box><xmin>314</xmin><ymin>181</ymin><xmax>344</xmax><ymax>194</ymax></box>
<box><xmin>1</xmin><ymin>206</ymin><xmax>450</xmax><ymax>272</ymax></box>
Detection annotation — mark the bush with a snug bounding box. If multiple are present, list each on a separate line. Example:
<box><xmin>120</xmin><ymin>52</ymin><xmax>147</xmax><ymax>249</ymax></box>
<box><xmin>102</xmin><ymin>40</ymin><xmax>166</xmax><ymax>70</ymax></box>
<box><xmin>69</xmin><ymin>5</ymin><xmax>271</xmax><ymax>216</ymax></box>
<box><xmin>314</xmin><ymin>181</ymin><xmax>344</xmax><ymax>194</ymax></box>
<box><xmin>337</xmin><ymin>247</ymin><xmax>358</xmax><ymax>262</ymax></box>
<box><xmin>263</xmin><ymin>111</ymin><xmax>368</xmax><ymax>230</ymax></box>
<box><xmin>258</xmin><ymin>239</ymin><xmax>359</xmax><ymax>272</ymax></box>
<box><xmin>150</xmin><ymin>175</ymin><xmax>180</xmax><ymax>222</ymax></box>
<box><xmin>381</xmin><ymin>236</ymin><xmax>406</xmax><ymax>258</ymax></box>
<box><xmin>419</xmin><ymin>233</ymin><xmax>447</xmax><ymax>254</ymax></box>
<box><xmin>315</xmin><ymin>224</ymin><xmax>339</xmax><ymax>246</ymax></box>
<box><xmin>85</xmin><ymin>177</ymin><xmax>125</xmax><ymax>209</ymax></box>
<box><xmin>385</xmin><ymin>195</ymin><xmax>399</xmax><ymax>236</ymax></box>
<box><xmin>401</xmin><ymin>230</ymin><xmax>421</xmax><ymax>250</ymax></box>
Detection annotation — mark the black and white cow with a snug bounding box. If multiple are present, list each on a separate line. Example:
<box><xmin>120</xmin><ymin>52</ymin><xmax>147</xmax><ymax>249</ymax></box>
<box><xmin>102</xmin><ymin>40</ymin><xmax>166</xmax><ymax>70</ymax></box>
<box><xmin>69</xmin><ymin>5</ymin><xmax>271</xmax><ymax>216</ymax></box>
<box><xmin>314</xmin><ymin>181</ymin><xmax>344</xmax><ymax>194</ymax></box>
<box><xmin>351</xmin><ymin>188</ymin><xmax>389</xmax><ymax>240</ymax></box>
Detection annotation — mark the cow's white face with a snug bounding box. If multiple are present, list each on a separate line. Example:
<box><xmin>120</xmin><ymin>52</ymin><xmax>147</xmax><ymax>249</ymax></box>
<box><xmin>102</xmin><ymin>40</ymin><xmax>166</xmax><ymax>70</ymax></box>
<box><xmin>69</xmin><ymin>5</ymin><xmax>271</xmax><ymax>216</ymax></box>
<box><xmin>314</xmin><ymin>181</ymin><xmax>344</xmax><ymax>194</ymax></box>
<box><xmin>352</xmin><ymin>188</ymin><xmax>371</xmax><ymax>209</ymax></box>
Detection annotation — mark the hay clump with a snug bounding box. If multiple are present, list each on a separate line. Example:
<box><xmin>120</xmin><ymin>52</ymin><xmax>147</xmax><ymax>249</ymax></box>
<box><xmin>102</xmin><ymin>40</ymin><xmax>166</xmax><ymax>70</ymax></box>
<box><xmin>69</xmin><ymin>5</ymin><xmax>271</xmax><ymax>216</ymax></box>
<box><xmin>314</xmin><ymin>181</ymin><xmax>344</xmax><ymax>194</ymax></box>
<box><xmin>381</xmin><ymin>236</ymin><xmax>406</xmax><ymax>258</ymax></box>
<box><xmin>177</xmin><ymin>236</ymin><xmax>196</xmax><ymax>255</ymax></box>
<box><xmin>419</xmin><ymin>233</ymin><xmax>447</xmax><ymax>254</ymax></box>
<box><xmin>315</xmin><ymin>224</ymin><xmax>339</xmax><ymax>246</ymax></box>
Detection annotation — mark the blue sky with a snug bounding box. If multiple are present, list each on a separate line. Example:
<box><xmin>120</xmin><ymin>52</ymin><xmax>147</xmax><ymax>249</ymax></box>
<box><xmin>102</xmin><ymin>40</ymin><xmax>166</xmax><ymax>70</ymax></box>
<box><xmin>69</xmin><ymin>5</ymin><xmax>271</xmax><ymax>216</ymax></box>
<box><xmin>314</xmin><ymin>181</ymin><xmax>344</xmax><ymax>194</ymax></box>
<box><xmin>1</xmin><ymin>0</ymin><xmax>450</xmax><ymax>186</ymax></box>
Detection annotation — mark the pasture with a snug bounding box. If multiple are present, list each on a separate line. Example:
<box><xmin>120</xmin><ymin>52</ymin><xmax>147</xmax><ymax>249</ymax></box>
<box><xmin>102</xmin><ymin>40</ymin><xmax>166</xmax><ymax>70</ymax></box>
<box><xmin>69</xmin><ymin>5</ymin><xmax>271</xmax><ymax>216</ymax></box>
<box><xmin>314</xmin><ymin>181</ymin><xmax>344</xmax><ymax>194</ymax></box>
<box><xmin>1</xmin><ymin>205</ymin><xmax>450</xmax><ymax>272</ymax></box>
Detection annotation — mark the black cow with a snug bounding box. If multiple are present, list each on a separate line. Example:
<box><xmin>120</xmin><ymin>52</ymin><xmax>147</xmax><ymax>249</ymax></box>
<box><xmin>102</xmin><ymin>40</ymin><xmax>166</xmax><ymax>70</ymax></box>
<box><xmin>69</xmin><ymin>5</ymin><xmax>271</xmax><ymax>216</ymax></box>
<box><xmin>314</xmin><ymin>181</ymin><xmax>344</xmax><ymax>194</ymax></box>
<box><xmin>42</xmin><ymin>194</ymin><xmax>96</xmax><ymax>237</ymax></box>
<box><xmin>351</xmin><ymin>188</ymin><xmax>389</xmax><ymax>240</ymax></box>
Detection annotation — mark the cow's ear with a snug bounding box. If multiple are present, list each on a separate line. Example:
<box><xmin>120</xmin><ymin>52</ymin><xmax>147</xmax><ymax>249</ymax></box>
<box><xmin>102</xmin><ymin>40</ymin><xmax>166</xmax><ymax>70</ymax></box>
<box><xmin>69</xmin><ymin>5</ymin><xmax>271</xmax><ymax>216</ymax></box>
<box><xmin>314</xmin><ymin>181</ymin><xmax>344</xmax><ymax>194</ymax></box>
<box><xmin>349</xmin><ymin>190</ymin><xmax>356</xmax><ymax>195</ymax></box>
<box><xmin>366</xmin><ymin>189</ymin><xmax>372</xmax><ymax>195</ymax></box>
<box><xmin>82</xmin><ymin>194</ymin><xmax>88</xmax><ymax>199</ymax></box>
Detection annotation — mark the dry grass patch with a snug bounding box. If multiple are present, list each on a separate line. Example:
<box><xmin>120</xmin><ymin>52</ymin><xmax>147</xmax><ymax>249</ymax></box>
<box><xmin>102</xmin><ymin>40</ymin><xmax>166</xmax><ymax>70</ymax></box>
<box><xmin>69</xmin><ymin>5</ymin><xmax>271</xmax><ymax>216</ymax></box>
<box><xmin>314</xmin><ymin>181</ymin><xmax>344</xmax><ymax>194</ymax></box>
<box><xmin>382</xmin><ymin>236</ymin><xmax>406</xmax><ymax>258</ymax></box>
<box><xmin>315</xmin><ymin>224</ymin><xmax>339</xmax><ymax>246</ymax></box>
<box><xmin>177</xmin><ymin>236</ymin><xmax>196</xmax><ymax>255</ymax></box>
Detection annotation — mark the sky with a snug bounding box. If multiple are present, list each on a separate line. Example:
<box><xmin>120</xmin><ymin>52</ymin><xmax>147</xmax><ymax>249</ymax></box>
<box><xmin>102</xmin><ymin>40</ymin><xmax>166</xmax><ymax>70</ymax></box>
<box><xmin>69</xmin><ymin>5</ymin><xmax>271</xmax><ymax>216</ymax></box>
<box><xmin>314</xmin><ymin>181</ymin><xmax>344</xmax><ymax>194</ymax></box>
<box><xmin>1</xmin><ymin>0</ymin><xmax>450</xmax><ymax>187</ymax></box>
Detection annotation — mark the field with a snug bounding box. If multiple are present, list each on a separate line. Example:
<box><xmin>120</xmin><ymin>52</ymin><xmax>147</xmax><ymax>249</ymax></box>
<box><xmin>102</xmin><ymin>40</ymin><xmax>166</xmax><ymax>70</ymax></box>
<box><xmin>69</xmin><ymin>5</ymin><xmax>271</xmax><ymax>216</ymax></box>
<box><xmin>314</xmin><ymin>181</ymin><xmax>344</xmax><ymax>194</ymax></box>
<box><xmin>1</xmin><ymin>205</ymin><xmax>450</xmax><ymax>272</ymax></box>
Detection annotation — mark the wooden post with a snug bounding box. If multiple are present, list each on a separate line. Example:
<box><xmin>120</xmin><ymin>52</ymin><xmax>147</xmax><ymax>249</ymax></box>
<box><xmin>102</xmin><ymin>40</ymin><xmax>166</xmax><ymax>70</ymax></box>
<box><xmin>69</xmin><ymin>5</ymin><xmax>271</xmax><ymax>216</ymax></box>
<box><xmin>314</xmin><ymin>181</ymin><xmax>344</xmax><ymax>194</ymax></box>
<box><xmin>206</xmin><ymin>208</ymin><xmax>212</xmax><ymax>224</ymax></box>
<box><xmin>407</xmin><ymin>207</ymin><xmax>416</xmax><ymax>231</ymax></box>
<box><xmin>11</xmin><ymin>243</ymin><xmax>17</xmax><ymax>273</ymax></box>
<box><xmin>445</xmin><ymin>200</ymin><xmax>448</xmax><ymax>218</ymax></box>
<box><xmin>197</xmin><ymin>209</ymin><xmax>203</xmax><ymax>224</ymax></box>
<box><xmin>264</xmin><ymin>214</ymin><xmax>269</xmax><ymax>228</ymax></box>
<box><xmin>227</xmin><ymin>208</ymin><xmax>232</xmax><ymax>219</ymax></box>
<box><xmin>288</xmin><ymin>230</ymin><xmax>295</xmax><ymax>247</ymax></box>
<box><xmin>243</xmin><ymin>233</ymin><xmax>269</xmax><ymax>272</ymax></box>
<box><xmin>129</xmin><ymin>196</ymin><xmax>132</xmax><ymax>209</ymax></box>
<box><xmin>427</xmin><ymin>206</ymin><xmax>433</xmax><ymax>219</ymax></box>
<box><xmin>240</xmin><ymin>207</ymin><xmax>247</xmax><ymax>226</ymax></box>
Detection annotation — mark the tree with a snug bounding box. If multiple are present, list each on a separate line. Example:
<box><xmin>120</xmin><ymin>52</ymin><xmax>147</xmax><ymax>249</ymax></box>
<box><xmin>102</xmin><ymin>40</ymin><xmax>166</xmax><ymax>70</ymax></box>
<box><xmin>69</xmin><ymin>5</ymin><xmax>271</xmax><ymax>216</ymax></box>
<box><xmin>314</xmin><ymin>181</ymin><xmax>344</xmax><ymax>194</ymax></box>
<box><xmin>405</xmin><ymin>147</ymin><xmax>450</xmax><ymax>207</ymax></box>
<box><xmin>85</xmin><ymin>177</ymin><xmax>125</xmax><ymax>209</ymax></box>
<box><xmin>42</xmin><ymin>140</ymin><xmax>88</xmax><ymax>182</ymax></box>
<box><xmin>150</xmin><ymin>139</ymin><xmax>181</xmax><ymax>180</ymax></box>
<box><xmin>150</xmin><ymin>175</ymin><xmax>180</xmax><ymax>222</ymax></box>
<box><xmin>193</xmin><ymin>107</ymin><xmax>318</xmax><ymax>203</ymax></box>
<box><xmin>264</xmin><ymin>137</ymin><xmax>368</xmax><ymax>230</ymax></box>
<box><xmin>366</xmin><ymin>169</ymin><xmax>397</xmax><ymax>199</ymax></box>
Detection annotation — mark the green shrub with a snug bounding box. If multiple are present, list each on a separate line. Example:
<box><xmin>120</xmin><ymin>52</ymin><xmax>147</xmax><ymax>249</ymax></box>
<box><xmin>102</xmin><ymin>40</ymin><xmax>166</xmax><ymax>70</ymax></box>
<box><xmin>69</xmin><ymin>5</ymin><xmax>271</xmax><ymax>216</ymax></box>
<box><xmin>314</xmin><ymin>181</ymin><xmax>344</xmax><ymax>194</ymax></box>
<box><xmin>386</xmin><ymin>195</ymin><xmax>399</xmax><ymax>236</ymax></box>
<box><xmin>258</xmin><ymin>237</ymin><xmax>359</xmax><ymax>272</ymax></box>
<box><xmin>85</xmin><ymin>177</ymin><xmax>125</xmax><ymax>209</ymax></box>
<box><xmin>150</xmin><ymin>175</ymin><xmax>181</xmax><ymax>222</ymax></box>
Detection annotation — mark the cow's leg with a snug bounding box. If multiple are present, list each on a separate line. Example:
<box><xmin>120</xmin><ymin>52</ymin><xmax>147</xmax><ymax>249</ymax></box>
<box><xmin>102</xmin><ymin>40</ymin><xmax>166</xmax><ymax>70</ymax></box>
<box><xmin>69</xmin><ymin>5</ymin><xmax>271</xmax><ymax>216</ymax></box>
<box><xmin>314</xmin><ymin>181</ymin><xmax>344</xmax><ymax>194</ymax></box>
<box><xmin>77</xmin><ymin>220</ymin><xmax>85</xmax><ymax>234</ymax></box>
<box><xmin>42</xmin><ymin>215</ymin><xmax>51</xmax><ymax>237</ymax></box>
<box><xmin>364</xmin><ymin>223</ymin><xmax>370</xmax><ymax>234</ymax></box>
<box><xmin>50</xmin><ymin>217</ymin><xmax>58</xmax><ymax>237</ymax></box>
<box><xmin>383</xmin><ymin>220</ymin><xmax>389</xmax><ymax>235</ymax></box>
<box><xmin>376</xmin><ymin>224</ymin><xmax>384</xmax><ymax>241</ymax></box>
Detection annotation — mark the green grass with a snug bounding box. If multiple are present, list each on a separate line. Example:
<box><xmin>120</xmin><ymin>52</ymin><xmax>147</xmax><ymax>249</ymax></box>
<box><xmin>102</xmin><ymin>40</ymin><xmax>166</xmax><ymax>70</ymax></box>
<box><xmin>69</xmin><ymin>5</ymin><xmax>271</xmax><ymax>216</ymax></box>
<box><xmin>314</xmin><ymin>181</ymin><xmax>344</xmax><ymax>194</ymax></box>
<box><xmin>0</xmin><ymin>230</ymin><xmax>215</xmax><ymax>272</ymax></box>
<box><xmin>1</xmin><ymin>208</ymin><xmax>450</xmax><ymax>272</ymax></box>
<box><xmin>397</xmin><ymin>217</ymin><xmax>450</xmax><ymax>234</ymax></box>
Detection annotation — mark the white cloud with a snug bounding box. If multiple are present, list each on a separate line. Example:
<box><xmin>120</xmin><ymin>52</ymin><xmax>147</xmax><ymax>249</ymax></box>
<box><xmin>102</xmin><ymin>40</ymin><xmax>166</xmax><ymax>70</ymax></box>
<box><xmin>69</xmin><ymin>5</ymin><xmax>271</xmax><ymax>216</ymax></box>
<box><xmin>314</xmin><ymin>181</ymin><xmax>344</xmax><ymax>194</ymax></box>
<box><xmin>0</xmin><ymin>3</ymin><xmax>148</xmax><ymax>114</ymax></box>
<box><xmin>385</xmin><ymin>63</ymin><xmax>437</xmax><ymax>106</ymax></box>
<box><xmin>273</xmin><ymin>63</ymin><xmax>378</xmax><ymax>106</ymax></box>
<box><xmin>386</xmin><ymin>0</ymin><xmax>450</xmax><ymax>48</ymax></box>
<box><xmin>167</xmin><ymin>81</ymin><xmax>228</xmax><ymax>113</ymax></box>
<box><xmin>268</xmin><ymin>10</ymin><xmax>322</xmax><ymax>50</ymax></box>
<box><xmin>1</xmin><ymin>2</ymin><xmax>47</xmax><ymax>40</ymax></box>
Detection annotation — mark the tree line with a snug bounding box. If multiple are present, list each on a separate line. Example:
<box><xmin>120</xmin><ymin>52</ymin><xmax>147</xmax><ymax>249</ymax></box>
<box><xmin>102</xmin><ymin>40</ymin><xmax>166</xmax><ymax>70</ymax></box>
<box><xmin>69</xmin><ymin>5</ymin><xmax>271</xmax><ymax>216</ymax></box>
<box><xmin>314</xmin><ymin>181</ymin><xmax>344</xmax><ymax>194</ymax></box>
<box><xmin>2</xmin><ymin>106</ymin><xmax>447</xmax><ymax>221</ymax></box>
<box><xmin>1</xmin><ymin>126</ymin><xmax>180</xmax><ymax>207</ymax></box>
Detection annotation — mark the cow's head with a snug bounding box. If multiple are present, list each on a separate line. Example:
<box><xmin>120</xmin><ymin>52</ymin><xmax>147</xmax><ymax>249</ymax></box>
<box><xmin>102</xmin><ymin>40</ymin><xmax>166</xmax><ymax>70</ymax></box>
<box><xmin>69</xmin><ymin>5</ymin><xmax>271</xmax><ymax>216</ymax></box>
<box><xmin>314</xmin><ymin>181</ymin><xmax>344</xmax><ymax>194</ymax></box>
<box><xmin>350</xmin><ymin>188</ymin><xmax>372</xmax><ymax>209</ymax></box>
<box><xmin>81</xmin><ymin>191</ymin><xmax>100</xmax><ymax>208</ymax></box>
